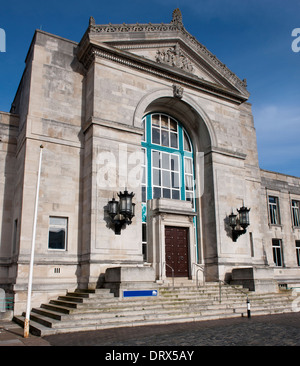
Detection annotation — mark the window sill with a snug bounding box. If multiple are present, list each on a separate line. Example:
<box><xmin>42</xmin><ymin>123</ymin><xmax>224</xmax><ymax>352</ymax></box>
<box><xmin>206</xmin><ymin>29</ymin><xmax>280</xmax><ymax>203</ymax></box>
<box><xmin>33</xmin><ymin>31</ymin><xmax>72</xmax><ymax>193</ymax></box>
<box><xmin>268</xmin><ymin>224</ymin><xmax>282</xmax><ymax>229</ymax></box>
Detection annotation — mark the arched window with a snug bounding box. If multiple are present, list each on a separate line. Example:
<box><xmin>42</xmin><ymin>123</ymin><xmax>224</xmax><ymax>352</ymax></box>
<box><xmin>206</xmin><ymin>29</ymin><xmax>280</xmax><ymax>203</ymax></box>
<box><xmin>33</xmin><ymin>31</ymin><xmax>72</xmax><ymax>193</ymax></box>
<box><xmin>141</xmin><ymin>113</ymin><xmax>196</xmax><ymax>260</ymax></box>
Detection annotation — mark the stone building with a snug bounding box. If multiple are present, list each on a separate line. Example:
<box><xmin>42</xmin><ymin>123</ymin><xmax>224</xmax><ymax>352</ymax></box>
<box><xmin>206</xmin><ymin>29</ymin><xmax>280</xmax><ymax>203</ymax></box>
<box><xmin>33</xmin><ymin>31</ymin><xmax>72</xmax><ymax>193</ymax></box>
<box><xmin>0</xmin><ymin>9</ymin><xmax>299</xmax><ymax>314</ymax></box>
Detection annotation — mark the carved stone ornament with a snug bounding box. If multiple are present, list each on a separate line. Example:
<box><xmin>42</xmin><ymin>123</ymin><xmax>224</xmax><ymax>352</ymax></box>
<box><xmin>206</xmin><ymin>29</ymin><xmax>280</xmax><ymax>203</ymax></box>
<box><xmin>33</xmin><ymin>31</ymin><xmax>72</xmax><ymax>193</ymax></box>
<box><xmin>89</xmin><ymin>16</ymin><xmax>95</xmax><ymax>26</ymax></box>
<box><xmin>171</xmin><ymin>8</ymin><xmax>183</xmax><ymax>27</ymax></box>
<box><xmin>155</xmin><ymin>44</ymin><xmax>194</xmax><ymax>74</ymax></box>
<box><xmin>173</xmin><ymin>84</ymin><xmax>184</xmax><ymax>99</ymax></box>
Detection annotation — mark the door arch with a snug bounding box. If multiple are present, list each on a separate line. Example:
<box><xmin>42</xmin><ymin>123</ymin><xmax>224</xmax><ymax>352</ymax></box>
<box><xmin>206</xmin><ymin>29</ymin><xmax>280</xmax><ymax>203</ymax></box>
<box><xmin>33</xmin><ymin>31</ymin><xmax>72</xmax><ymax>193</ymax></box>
<box><xmin>137</xmin><ymin>92</ymin><xmax>218</xmax><ymax>281</ymax></box>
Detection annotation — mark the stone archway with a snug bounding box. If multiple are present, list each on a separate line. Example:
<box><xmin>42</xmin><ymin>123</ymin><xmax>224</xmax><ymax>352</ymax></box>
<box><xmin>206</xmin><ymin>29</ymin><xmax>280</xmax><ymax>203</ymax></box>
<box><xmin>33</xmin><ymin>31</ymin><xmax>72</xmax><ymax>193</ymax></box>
<box><xmin>135</xmin><ymin>88</ymin><xmax>219</xmax><ymax>281</ymax></box>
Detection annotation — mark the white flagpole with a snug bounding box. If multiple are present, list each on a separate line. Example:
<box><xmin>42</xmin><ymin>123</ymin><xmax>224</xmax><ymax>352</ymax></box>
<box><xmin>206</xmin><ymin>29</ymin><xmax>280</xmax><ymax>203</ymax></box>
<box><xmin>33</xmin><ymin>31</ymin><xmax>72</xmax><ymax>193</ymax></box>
<box><xmin>24</xmin><ymin>144</ymin><xmax>44</xmax><ymax>338</ymax></box>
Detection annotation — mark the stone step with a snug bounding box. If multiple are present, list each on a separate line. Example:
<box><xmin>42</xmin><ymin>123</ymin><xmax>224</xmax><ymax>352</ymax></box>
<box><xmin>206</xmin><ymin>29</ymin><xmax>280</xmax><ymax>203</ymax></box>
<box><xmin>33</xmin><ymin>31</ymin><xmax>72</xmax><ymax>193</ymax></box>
<box><xmin>32</xmin><ymin>307</ymin><xmax>64</xmax><ymax>321</ymax></box>
<box><xmin>12</xmin><ymin>282</ymin><xmax>297</xmax><ymax>336</ymax></box>
<box><xmin>13</xmin><ymin>316</ymin><xmax>55</xmax><ymax>336</ymax></box>
<box><xmin>42</xmin><ymin>291</ymin><xmax>295</xmax><ymax>315</ymax></box>
<box><xmin>29</xmin><ymin>301</ymin><xmax>293</xmax><ymax>331</ymax></box>
<box><xmin>33</xmin><ymin>297</ymin><xmax>293</xmax><ymax>324</ymax></box>
<box><xmin>19</xmin><ymin>306</ymin><xmax>240</xmax><ymax>331</ymax></box>
<box><xmin>13</xmin><ymin>300</ymin><xmax>295</xmax><ymax>336</ymax></box>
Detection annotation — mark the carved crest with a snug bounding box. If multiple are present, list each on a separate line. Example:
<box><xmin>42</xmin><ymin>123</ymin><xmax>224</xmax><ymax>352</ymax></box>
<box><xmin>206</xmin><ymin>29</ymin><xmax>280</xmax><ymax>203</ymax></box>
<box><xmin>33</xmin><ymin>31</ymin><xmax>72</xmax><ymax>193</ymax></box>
<box><xmin>173</xmin><ymin>84</ymin><xmax>184</xmax><ymax>99</ymax></box>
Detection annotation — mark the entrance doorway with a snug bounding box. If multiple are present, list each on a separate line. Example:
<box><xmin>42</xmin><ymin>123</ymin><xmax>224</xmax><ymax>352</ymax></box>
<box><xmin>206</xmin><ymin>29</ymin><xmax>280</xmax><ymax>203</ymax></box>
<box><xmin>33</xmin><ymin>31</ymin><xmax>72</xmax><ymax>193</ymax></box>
<box><xmin>165</xmin><ymin>226</ymin><xmax>189</xmax><ymax>277</ymax></box>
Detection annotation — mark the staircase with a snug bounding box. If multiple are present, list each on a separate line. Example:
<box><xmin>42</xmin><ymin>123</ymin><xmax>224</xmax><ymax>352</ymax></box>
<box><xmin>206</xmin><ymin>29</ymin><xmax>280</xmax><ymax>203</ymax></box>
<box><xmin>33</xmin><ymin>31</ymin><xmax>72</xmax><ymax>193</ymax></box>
<box><xmin>13</xmin><ymin>281</ymin><xmax>297</xmax><ymax>336</ymax></box>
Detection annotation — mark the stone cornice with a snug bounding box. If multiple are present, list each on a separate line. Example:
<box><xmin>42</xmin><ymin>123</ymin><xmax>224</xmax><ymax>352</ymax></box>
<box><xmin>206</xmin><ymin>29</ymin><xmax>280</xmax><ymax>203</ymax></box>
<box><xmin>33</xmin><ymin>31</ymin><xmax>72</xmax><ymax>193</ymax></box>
<box><xmin>83</xmin><ymin>116</ymin><xmax>143</xmax><ymax>136</ymax></box>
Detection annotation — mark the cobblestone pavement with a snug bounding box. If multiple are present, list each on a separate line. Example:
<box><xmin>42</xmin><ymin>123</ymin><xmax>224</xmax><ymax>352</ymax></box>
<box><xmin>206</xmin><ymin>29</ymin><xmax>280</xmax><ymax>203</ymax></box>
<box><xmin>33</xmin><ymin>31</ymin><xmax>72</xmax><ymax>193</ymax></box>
<box><xmin>1</xmin><ymin>312</ymin><xmax>300</xmax><ymax>347</ymax></box>
<box><xmin>43</xmin><ymin>312</ymin><xmax>300</xmax><ymax>346</ymax></box>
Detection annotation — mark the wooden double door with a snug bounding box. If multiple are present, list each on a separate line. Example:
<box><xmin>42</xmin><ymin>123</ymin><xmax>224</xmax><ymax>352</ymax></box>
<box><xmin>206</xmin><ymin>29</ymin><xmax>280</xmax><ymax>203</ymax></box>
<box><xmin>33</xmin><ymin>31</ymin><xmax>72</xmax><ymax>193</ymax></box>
<box><xmin>165</xmin><ymin>226</ymin><xmax>189</xmax><ymax>277</ymax></box>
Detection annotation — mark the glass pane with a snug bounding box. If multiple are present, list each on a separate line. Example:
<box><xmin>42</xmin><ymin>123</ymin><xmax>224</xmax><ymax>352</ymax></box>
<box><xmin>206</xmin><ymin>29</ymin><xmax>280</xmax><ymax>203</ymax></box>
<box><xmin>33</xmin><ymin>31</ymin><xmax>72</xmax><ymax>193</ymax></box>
<box><xmin>49</xmin><ymin>229</ymin><xmax>65</xmax><ymax>250</ymax></box>
<box><xmin>163</xmin><ymin>188</ymin><xmax>171</xmax><ymax>198</ymax></box>
<box><xmin>172</xmin><ymin>190</ymin><xmax>180</xmax><ymax>200</ymax></box>
<box><xmin>142</xmin><ymin>166</ymin><xmax>146</xmax><ymax>184</ymax></box>
<box><xmin>142</xmin><ymin>148</ymin><xmax>146</xmax><ymax>165</ymax></box>
<box><xmin>152</xmin><ymin>128</ymin><xmax>160</xmax><ymax>144</ymax></box>
<box><xmin>270</xmin><ymin>206</ymin><xmax>278</xmax><ymax>224</ymax></box>
<box><xmin>161</xmin><ymin>130</ymin><xmax>169</xmax><ymax>147</ymax></box>
<box><xmin>142</xmin><ymin>243</ymin><xmax>147</xmax><ymax>262</ymax></box>
<box><xmin>153</xmin><ymin>187</ymin><xmax>161</xmax><ymax>199</ymax></box>
<box><xmin>185</xmin><ymin>175</ymin><xmax>193</xmax><ymax>190</ymax></box>
<box><xmin>171</xmin><ymin>155</ymin><xmax>179</xmax><ymax>171</ymax></box>
<box><xmin>162</xmin><ymin>153</ymin><xmax>169</xmax><ymax>170</ymax></box>
<box><xmin>152</xmin><ymin>151</ymin><xmax>161</xmax><ymax>168</ymax></box>
<box><xmin>276</xmin><ymin>248</ymin><xmax>282</xmax><ymax>266</ymax></box>
<box><xmin>162</xmin><ymin>170</ymin><xmax>170</xmax><ymax>187</ymax></box>
<box><xmin>171</xmin><ymin>172</ymin><xmax>179</xmax><ymax>188</ymax></box>
<box><xmin>49</xmin><ymin>217</ymin><xmax>67</xmax><ymax>226</ymax></box>
<box><xmin>142</xmin><ymin>223</ymin><xmax>147</xmax><ymax>242</ymax></box>
<box><xmin>184</xmin><ymin>130</ymin><xmax>191</xmax><ymax>152</ymax></box>
<box><xmin>142</xmin><ymin>186</ymin><xmax>146</xmax><ymax>203</ymax></box>
<box><xmin>186</xmin><ymin>191</ymin><xmax>193</xmax><ymax>202</ymax></box>
<box><xmin>169</xmin><ymin>118</ymin><xmax>177</xmax><ymax>131</ymax></box>
<box><xmin>170</xmin><ymin>132</ymin><xmax>178</xmax><ymax>148</ymax></box>
<box><xmin>152</xmin><ymin>114</ymin><xmax>160</xmax><ymax>127</ymax></box>
<box><xmin>161</xmin><ymin>115</ymin><xmax>168</xmax><ymax>129</ymax></box>
<box><xmin>185</xmin><ymin>158</ymin><xmax>192</xmax><ymax>174</ymax></box>
<box><xmin>153</xmin><ymin>168</ymin><xmax>161</xmax><ymax>186</ymax></box>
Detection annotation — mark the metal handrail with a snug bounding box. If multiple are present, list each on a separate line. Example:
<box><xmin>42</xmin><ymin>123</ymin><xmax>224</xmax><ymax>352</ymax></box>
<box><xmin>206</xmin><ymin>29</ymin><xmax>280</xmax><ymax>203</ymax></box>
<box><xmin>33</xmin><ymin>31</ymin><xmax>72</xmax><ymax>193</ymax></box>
<box><xmin>192</xmin><ymin>263</ymin><xmax>205</xmax><ymax>287</ymax></box>
<box><xmin>164</xmin><ymin>262</ymin><xmax>175</xmax><ymax>288</ymax></box>
<box><xmin>218</xmin><ymin>279</ymin><xmax>250</xmax><ymax>316</ymax></box>
<box><xmin>190</xmin><ymin>264</ymin><xmax>250</xmax><ymax>316</ymax></box>
<box><xmin>221</xmin><ymin>279</ymin><xmax>248</xmax><ymax>296</ymax></box>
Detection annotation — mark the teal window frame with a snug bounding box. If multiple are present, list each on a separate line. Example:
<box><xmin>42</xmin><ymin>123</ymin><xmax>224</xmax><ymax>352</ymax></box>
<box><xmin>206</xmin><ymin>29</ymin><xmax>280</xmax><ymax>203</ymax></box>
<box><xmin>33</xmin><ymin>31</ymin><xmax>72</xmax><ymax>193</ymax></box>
<box><xmin>141</xmin><ymin>113</ymin><xmax>195</xmax><ymax>221</ymax></box>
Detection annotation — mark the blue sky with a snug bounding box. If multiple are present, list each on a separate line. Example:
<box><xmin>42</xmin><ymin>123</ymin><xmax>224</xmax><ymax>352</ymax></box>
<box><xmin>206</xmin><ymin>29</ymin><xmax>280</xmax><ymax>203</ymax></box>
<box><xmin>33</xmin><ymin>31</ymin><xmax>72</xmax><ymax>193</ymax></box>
<box><xmin>0</xmin><ymin>0</ymin><xmax>299</xmax><ymax>177</ymax></box>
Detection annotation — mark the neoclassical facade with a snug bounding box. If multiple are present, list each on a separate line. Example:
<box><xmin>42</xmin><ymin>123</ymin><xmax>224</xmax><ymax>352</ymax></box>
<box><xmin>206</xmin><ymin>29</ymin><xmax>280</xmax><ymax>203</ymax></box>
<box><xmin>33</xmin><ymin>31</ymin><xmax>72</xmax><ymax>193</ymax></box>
<box><xmin>1</xmin><ymin>9</ymin><xmax>300</xmax><ymax>314</ymax></box>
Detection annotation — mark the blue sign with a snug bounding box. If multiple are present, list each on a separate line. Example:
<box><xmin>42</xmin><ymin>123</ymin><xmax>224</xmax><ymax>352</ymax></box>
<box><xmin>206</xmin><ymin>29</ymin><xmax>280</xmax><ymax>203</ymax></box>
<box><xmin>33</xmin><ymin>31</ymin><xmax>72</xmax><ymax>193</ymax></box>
<box><xmin>123</xmin><ymin>290</ymin><xmax>158</xmax><ymax>297</ymax></box>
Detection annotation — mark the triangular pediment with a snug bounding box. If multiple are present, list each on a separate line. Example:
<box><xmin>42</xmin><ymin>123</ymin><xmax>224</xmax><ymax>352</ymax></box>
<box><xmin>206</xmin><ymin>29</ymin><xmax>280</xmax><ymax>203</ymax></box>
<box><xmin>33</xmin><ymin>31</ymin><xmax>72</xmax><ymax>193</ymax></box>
<box><xmin>109</xmin><ymin>40</ymin><xmax>228</xmax><ymax>87</ymax></box>
<box><xmin>79</xmin><ymin>10</ymin><xmax>249</xmax><ymax>101</ymax></box>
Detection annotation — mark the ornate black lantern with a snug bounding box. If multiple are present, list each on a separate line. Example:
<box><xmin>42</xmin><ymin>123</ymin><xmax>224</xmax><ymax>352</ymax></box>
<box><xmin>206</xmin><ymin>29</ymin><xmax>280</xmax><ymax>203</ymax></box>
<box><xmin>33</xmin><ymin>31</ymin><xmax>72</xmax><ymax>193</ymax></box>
<box><xmin>229</xmin><ymin>211</ymin><xmax>237</xmax><ymax>229</ymax></box>
<box><xmin>237</xmin><ymin>205</ymin><xmax>250</xmax><ymax>229</ymax></box>
<box><xmin>118</xmin><ymin>190</ymin><xmax>135</xmax><ymax>218</ymax></box>
<box><xmin>229</xmin><ymin>203</ymin><xmax>250</xmax><ymax>242</ymax></box>
<box><xmin>107</xmin><ymin>189</ymin><xmax>135</xmax><ymax>235</ymax></box>
<box><xmin>108</xmin><ymin>197</ymin><xmax>118</xmax><ymax>219</ymax></box>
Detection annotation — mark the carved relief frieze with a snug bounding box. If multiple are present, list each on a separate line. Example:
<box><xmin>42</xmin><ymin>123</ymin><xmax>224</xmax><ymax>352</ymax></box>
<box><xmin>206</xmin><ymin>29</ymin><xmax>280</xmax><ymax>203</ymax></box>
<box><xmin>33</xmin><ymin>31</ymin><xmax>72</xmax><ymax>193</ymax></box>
<box><xmin>155</xmin><ymin>44</ymin><xmax>194</xmax><ymax>74</ymax></box>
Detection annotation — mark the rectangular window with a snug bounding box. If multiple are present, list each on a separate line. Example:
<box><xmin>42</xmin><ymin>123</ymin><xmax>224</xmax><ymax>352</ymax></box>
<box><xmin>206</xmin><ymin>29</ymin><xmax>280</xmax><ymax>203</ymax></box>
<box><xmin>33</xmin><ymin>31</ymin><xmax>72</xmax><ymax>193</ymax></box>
<box><xmin>292</xmin><ymin>200</ymin><xmax>300</xmax><ymax>227</ymax></box>
<box><xmin>268</xmin><ymin>196</ymin><xmax>280</xmax><ymax>225</ymax></box>
<box><xmin>272</xmin><ymin>239</ymin><xmax>283</xmax><ymax>267</ymax></box>
<box><xmin>296</xmin><ymin>241</ymin><xmax>300</xmax><ymax>266</ymax></box>
<box><xmin>48</xmin><ymin>217</ymin><xmax>68</xmax><ymax>250</ymax></box>
<box><xmin>151</xmin><ymin>114</ymin><xmax>178</xmax><ymax>149</ymax></box>
<box><xmin>152</xmin><ymin>150</ymin><xmax>180</xmax><ymax>200</ymax></box>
